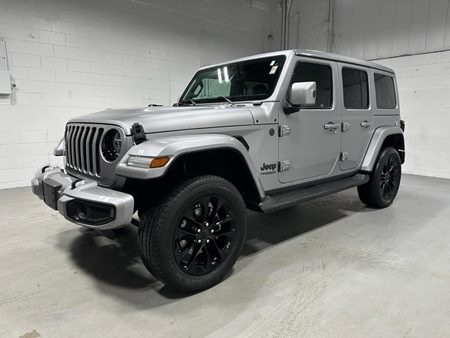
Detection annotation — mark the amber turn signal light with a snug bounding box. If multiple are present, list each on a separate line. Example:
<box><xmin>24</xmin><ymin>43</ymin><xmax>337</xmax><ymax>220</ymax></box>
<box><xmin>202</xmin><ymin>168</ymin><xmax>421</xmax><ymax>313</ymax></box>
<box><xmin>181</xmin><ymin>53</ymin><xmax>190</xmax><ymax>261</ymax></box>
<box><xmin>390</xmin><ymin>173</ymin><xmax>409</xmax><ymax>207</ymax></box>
<box><xmin>149</xmin><ymin>156</ymin><xmax>170</xmax><ymax>168</ymax></box>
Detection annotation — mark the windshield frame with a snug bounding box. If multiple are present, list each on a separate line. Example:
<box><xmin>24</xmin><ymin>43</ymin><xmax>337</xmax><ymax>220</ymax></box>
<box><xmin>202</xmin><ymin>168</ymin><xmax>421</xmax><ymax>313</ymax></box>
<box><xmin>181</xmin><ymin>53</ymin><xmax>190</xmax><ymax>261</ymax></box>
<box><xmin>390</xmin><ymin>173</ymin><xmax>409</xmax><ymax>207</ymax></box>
<box><xmin>178</xmin><ymin>55</ymin><xmax>287</xmax><ymax>105</ymax></box>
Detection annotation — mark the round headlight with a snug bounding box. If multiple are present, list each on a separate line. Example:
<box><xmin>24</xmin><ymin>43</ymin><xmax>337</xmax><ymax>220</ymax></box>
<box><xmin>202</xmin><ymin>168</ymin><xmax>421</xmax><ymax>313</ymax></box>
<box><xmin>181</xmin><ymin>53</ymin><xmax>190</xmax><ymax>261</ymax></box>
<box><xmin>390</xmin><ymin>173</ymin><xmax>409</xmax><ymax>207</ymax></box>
<box><xmin>101</xmin><ymin>129</ymin><xmax>122</xmax><ymax>162</ymax></box>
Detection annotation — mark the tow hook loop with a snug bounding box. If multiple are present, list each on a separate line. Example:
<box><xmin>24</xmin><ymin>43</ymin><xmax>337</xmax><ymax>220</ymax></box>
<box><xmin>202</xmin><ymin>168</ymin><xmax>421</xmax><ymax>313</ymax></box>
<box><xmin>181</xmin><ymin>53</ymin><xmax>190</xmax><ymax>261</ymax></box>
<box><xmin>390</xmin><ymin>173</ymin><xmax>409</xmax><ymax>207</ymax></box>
<box><xmin>131</xmin><ymin>123</ymin><xmax>147</xmax><ymax>144</ymax></box>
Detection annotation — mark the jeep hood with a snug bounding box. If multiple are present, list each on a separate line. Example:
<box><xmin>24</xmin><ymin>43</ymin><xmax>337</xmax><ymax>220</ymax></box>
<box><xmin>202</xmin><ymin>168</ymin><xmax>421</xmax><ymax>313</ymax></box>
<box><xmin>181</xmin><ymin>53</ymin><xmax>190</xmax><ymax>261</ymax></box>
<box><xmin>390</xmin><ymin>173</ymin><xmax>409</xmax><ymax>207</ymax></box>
<box><xmin>69</xmin><ymin>106</ymin><xmax>255</xmax><ymax>135</ymax></box>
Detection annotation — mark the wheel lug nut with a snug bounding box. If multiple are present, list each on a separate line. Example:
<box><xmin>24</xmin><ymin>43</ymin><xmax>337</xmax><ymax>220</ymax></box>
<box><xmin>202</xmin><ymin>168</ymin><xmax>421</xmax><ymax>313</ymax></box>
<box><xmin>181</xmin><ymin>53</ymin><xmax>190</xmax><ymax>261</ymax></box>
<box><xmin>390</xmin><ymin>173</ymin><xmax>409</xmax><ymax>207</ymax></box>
<box><xmin>197</xmin><ymin>229</ymin><xmax>201</xmax><ymax>233</ymax></box>
<box><xmin>197</xmin><ymin>239</ymin><xmax>202</xmax><ymax>243</ymax></box>
<box><xmin>206</xmin><ymin>239</ymin><xmax>210</xmax><ymax>243</ymax></box>
<box><xmin>211</xmin><ymin>229</ymin><xmax>214</xmax><ymax>233</ymax></box>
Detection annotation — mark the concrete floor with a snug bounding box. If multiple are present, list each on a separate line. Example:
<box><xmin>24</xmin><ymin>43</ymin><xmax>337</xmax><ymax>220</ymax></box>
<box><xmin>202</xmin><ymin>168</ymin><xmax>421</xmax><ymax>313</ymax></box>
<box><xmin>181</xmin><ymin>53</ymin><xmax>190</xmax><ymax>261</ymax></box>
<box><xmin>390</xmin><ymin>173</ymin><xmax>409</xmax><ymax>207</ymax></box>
<box><xmin>1</xmin><ymin>174</ymin><xmax>450</xmax><ymax>338</ymax></box>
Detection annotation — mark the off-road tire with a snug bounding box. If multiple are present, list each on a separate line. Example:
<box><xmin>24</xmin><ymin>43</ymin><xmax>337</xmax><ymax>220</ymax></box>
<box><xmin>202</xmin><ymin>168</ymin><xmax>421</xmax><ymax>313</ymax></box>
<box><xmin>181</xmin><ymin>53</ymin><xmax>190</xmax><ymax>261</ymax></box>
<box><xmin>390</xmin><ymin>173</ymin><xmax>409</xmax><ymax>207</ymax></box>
<box><xmin>138</xmin><ymin>175</ymin><xmax>247</xmax><ymax>293</ymax></box>
<box><xmin>358</xmin><ymin>147</ymin><xmax>401</xmax><ymax>208</ymax></box>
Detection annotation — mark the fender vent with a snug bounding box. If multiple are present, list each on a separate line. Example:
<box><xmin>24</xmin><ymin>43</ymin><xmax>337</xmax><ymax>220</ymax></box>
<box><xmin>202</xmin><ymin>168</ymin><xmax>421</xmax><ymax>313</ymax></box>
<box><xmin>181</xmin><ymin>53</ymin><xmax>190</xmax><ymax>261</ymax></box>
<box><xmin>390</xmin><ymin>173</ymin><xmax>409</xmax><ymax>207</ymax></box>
<box><xmin>234</xmin><ymin>136</ymin><xmax>250</xmax><ymax>151</ymax></box>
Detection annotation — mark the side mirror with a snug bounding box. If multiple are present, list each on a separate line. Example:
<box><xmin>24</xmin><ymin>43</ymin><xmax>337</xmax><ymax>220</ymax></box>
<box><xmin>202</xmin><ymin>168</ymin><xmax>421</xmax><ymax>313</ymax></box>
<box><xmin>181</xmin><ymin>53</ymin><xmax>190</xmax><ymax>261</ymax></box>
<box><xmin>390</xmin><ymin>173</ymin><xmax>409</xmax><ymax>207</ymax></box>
<box><xmin>289</xmin><ymin>81</ymin><xmax>316</xmax><ymax>106</ymax></box>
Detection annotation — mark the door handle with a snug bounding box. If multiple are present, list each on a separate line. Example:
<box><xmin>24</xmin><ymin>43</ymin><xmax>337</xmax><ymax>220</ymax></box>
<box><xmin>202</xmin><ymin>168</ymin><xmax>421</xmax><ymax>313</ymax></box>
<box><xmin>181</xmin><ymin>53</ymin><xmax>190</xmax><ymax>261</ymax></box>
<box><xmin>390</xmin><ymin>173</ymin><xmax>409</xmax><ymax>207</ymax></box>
<box><xmin>324</xmin><ymin>122</ymin><xmax>340</xmax><ymax>132</ymax></box>
<box><xmin>360</xmin><ymin>120</ymin><xmax>371</xmax><ymax>128</ymax></box>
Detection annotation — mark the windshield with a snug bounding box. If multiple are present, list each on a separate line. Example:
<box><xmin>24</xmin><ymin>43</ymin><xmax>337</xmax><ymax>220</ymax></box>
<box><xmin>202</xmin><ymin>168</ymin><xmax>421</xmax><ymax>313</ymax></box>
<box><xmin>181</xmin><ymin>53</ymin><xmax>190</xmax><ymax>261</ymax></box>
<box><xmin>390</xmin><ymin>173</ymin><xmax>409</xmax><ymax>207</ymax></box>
<box><xmin>179</xmin><ymin>55</ymin><xmax>286</xmax><ymax>104</ymax></box>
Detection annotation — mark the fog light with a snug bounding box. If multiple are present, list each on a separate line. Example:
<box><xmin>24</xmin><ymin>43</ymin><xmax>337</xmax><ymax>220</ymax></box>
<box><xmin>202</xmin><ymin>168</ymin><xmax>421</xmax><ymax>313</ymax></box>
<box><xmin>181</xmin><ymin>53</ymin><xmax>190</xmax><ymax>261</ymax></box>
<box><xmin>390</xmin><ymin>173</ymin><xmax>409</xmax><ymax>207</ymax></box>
<box><xmin>66</xmin><ymin>200</ymin><xmax>115</xmax><ymax>226</ymax></box>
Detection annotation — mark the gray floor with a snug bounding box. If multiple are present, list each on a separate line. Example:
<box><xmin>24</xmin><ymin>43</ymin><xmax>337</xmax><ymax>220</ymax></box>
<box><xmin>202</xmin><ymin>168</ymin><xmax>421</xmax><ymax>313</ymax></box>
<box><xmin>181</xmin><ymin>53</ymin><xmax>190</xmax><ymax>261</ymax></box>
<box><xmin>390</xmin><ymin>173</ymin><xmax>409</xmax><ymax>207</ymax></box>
<box><xmin>1</xmin><ymin>174</ymin><xmax>449</xmax><ymax>338</ymax></box>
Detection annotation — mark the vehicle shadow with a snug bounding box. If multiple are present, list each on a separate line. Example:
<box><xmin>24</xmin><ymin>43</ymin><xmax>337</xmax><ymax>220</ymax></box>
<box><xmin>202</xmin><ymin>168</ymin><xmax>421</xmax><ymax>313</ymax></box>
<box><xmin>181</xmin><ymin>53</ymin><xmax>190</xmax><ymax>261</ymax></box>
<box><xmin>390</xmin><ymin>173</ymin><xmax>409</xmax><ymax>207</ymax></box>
<box><xmin>57</xmin><ymin>189</ymin><xmax>368</xmax><ymax>306</ymax></box>
<box><xmin>243</xmin><ymin>189</ymin><xmax>367</xmax><ymax>255</ymax></box>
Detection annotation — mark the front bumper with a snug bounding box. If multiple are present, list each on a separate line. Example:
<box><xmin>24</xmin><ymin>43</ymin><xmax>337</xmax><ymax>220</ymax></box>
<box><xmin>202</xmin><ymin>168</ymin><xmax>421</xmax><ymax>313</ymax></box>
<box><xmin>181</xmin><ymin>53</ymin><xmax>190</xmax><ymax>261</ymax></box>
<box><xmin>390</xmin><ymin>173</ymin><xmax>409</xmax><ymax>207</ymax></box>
<box><xmin>31</xmin><ymin>165</ymin><xmax>134</xmax><ymax>230</ymax></box>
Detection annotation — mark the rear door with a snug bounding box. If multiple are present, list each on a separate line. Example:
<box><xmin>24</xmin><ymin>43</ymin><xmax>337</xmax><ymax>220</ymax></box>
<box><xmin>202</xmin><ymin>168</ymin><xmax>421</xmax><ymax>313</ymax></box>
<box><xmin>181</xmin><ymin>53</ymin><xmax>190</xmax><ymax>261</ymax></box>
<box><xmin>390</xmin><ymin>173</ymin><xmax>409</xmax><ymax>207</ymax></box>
<box><xmin>338</xmin><ymin>65</ymin><xmax>374</xmax><ymax>171</ymax></box>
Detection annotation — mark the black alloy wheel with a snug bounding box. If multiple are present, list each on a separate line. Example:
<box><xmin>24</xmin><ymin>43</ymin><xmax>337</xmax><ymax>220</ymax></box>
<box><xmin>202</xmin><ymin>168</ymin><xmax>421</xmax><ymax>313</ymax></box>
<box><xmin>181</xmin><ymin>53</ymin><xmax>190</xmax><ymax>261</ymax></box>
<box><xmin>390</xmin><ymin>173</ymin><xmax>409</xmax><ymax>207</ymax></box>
<box><xmin>138</xmin><ymin>175</ymin><xmax>247</xmax><ymax>293</ymax></box>
<box><xmin>379</xmin><ymin>155</ymin><xmax>401</xmax><ymax>202</ymax></box>
<box><xmin>173</xmin><ymin>195</ymin><xmax>237</xmax><ymax>276</ymax></box>
<box><xmin>358</xmin><ymin>147</ymin><xmax>402</xmax><ymax>208</ymax></box>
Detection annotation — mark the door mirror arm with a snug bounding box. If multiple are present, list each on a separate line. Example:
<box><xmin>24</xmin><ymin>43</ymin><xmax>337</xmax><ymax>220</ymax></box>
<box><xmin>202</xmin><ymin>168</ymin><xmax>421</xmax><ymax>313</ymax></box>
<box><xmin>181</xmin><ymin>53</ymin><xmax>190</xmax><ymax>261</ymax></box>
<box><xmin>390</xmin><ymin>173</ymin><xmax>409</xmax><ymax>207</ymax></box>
<box><xmin>283</xmin><ymin>101</ymin><xmax>301</xmax><ymax>115</ymax></box>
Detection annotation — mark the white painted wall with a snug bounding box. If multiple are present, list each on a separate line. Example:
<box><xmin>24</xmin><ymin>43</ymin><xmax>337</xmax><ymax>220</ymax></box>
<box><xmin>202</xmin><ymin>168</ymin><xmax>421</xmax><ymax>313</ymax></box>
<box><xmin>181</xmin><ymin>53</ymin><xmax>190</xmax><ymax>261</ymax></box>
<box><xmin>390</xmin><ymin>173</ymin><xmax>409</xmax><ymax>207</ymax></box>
<box><xmin>272</xmin><ymin>0</ymin><xmax>450</xmax><ymax>60</ymax></box>
<box><xmin>376</xmin><ymin>53</ymin><xmax>450</xmax><ymax>179</ymax></box>
<box><xmin>265</xmin><ymin>0</ymin><xmax>329</xmax><ymax>52</ymax></box>
<box><xmin>333</xmin><ymin>0</ymin><xmax>450</xmax><ymax>60</ymax></box>
<box><xmin>0</xmin><ymin>0</ymin><xmax>270</xmax><ymax>189</ymax></box>
<box><xmin>266</xmin><ymin>0</ymin><xmax>450</xmax><ymax>179</ymax></box>
<box><xmin>333</xmin><ymin>0</ymin><xmax>450</xmax><ymax>179</ymax></box>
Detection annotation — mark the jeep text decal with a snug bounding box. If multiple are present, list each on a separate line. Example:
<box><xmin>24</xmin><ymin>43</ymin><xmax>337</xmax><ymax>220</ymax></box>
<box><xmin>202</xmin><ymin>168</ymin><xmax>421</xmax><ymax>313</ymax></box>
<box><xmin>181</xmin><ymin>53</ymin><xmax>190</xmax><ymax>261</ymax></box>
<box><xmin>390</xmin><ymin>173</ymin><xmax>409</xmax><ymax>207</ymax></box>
<box><xmin>260</xmin><ymin>162</ymin><xmax>277</xmax><ymax>175</ymax></box>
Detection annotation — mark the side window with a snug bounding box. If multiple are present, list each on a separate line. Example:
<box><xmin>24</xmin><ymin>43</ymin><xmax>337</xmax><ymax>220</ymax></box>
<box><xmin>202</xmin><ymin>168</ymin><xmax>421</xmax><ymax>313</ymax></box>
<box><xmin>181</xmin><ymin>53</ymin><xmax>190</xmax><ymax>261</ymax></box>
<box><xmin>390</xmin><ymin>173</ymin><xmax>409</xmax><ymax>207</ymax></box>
<box><xmin>291</xmin><ymin>62</ymin><xmax>332</xmax><ymax>109</ymax></box>
<box><xmin>342</xmin><ymin>67</ymin><xmax>369</xmax><ymax>109</ymax></box>
<box><xmin>374</xmin><ymin>73</ymin><xmax>396</xmax><ymax>109</ymax></box>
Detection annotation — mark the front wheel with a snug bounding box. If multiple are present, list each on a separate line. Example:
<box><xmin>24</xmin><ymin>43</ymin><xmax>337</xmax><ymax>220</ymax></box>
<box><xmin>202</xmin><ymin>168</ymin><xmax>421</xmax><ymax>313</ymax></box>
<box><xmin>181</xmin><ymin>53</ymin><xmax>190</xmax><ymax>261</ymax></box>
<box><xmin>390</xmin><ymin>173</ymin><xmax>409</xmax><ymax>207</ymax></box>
<box><xmin>358</xmin><ymin>147</ymin><xmax>402</xmax><ymax>208</ymax></box>
<box><xmin>138</xmin><ymin>175</ymin><xmax>247</xmax><ymax>293</ymax></box>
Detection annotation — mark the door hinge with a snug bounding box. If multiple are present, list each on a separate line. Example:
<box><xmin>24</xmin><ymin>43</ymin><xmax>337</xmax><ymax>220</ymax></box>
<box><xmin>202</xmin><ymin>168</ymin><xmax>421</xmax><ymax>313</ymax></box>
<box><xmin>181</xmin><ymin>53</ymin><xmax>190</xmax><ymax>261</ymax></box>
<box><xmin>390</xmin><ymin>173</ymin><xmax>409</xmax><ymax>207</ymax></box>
<box><xmin>341</xmin><ymin>122</ymin><xmax>350</xmax><ymax>132</ymax></box>
<box><xmin>340</xmin><ymin>152</ymin><xmax>349</xmax><ymax>161</ymax></box>
<box><xmin>278</xmin><ymin>125</ymin><xmax>291</xmax><ymax>137</ymax></box>
<box><xmin>278</xmin><ymin>160</ymin><xmax>290</xmax><ymax>172</ymax></box>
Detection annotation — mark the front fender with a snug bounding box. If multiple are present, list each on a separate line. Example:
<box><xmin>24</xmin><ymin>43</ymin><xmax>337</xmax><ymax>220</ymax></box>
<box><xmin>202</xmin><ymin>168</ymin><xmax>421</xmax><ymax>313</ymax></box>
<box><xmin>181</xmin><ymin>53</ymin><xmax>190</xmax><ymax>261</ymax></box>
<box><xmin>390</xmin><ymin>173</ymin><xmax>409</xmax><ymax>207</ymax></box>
<box><xmin>361</xmin><ymin>126</ymin><xmax>404</xmax><ymax>172</ymax></box>
<box><xmin>116</xmin><ymin>134</ymin><xmax>265</xmax><ymax>198</ymax></box>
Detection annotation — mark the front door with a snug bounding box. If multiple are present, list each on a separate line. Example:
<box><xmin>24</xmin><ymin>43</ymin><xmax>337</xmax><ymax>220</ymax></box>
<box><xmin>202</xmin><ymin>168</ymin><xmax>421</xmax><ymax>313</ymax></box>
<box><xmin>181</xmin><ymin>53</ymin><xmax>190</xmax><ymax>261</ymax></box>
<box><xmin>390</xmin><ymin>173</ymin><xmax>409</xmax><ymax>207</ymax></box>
<box><xmin>279</xmin><ymin>59</ymin><xmax>341</xmax><ymax>184</ymax></box>
<box><xmin>338</xmin><ymin>65</ymin><xmax>374</xmax><ymax>171</ymax></box>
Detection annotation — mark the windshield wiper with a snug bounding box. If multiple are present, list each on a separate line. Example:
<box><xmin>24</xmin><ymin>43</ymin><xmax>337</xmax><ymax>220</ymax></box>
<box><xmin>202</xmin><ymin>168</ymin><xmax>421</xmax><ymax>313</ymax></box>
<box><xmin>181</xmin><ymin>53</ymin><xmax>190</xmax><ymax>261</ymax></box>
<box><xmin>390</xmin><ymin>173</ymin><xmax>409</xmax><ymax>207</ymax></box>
<box><xmin>176</xmin><ymin>96</ymin><xmax>234</xmax><ymax>106</ymax></box>
<box><xmin>219</xmin><ymin>96</ymin><xmax>233</xmax><ymax>104</ymax></box>
<box><xmin>176</xmin><ymin>98</ymin><xmax>197</xmax><ymax>106</ymax></box>
<box><xmin>204</xmin><ymin>96</ymin><xmax>233</xmax><ymax>104</ymax></box>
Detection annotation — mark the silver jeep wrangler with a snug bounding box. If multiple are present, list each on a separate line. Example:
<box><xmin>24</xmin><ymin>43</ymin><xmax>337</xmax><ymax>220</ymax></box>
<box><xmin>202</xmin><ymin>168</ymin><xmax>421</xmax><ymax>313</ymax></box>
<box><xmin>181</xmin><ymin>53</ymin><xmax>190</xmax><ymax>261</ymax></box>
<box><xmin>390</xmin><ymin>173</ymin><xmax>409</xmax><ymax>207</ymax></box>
<box><xmin>32</xmin><ymin>49</ymin><xmax>405</xmax><ymax>292</ymax></box>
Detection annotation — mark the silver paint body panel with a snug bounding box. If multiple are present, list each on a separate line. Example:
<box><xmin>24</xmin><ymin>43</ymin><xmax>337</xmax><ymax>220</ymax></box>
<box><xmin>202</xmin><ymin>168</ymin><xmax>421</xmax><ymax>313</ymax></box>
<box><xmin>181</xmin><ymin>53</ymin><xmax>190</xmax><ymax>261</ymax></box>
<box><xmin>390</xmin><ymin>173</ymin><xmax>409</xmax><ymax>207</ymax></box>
<box><xmin>70</xmin><ymin>105</ymin><xmax>255</xmax><ymax>135</ymax></box>
<box><xmin>116</xmin><ymin>134</ymin><xmax>266</xmax><ymax>198</ymax></box>
<box><xmin>361</xmin><ymin>126</ymin><xmax>404</xmax><ymax>172</ymax></box>
<box><xmin>31</xmin><ymin>165</ymin><xmax>134</xmax><ymax>229</ymax></box>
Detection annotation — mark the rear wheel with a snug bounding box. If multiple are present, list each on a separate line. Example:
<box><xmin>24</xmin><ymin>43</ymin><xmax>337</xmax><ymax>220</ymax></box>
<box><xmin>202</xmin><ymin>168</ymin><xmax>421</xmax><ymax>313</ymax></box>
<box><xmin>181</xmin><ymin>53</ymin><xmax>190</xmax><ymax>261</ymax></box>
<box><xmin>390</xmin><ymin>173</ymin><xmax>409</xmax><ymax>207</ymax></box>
<box><xmin>358</xmin><ymin>147</ymin><xmax>401</xmax><ymax>208</ymax></box>
<box><xmin>138</xmin><ymin>175</ymin><xmax>247</xmax><ymax>293</ymax></box>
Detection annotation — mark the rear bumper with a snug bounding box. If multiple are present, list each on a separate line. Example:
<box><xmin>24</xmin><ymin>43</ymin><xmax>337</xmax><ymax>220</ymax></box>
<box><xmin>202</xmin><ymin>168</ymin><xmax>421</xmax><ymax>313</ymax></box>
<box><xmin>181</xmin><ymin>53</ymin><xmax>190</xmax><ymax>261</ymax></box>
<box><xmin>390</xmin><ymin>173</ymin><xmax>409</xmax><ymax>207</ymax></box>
<box><xmin>31</xmin><ymin>165</ymin><xmax>134</xmax><ymax>230</ymax></box>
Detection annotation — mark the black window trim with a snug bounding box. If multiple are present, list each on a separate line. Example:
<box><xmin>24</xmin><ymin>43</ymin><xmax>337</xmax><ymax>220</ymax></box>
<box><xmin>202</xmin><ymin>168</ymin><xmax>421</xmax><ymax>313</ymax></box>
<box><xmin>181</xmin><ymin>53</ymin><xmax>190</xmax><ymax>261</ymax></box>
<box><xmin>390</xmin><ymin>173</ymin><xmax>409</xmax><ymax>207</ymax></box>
<box><xmin>373</xmin><ymin>72</ymin><xmax>398</xmax><ymax>110</ymax></box>
<box><xmin>287</xmin><ymin>59</ymin><xmax>334</xmax><ymax>110</ymax></box>
<box><xmin>341</xmin><ymin>66</ymin><xmax>370</xmax><ymax>111</ymax></box>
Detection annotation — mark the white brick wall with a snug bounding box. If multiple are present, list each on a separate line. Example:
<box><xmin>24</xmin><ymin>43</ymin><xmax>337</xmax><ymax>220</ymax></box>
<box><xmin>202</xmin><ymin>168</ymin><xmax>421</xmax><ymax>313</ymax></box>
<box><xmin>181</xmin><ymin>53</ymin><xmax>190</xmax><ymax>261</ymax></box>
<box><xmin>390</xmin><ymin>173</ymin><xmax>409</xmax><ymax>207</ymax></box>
<box><xmin>0</xmin><ymin>0</ymin><xmax>270</xmax><ymax>189</ymax></box>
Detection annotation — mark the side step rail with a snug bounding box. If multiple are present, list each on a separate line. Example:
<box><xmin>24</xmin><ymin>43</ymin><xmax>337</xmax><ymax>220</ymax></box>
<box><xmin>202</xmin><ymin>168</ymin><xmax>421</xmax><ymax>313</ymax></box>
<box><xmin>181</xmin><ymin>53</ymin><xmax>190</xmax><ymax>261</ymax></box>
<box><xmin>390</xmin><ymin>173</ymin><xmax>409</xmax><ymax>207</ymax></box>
<box><xmin>259</xmin><ymin>174</ymin><xmax>369</xmax><ymax>213</ymax></box>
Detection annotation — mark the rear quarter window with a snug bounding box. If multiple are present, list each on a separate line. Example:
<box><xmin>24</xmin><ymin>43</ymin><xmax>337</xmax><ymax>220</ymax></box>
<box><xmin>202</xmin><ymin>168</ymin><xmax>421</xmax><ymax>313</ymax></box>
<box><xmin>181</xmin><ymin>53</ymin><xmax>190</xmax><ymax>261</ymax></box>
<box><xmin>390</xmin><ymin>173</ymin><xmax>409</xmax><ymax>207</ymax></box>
<box><xmin>374</xmin><ymin>73</ymin><xmax>397</xmax><ymax>109</ymax></box>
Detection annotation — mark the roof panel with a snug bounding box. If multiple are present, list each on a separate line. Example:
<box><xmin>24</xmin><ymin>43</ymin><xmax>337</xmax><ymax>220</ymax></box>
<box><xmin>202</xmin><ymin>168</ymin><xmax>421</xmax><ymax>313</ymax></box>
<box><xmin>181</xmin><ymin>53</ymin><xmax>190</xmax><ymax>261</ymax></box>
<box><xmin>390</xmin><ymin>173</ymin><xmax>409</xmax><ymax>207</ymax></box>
<box><xmin>294</xmin><ymin>49</ymin><xmax>395</xmax><ymax>73</ymax></box>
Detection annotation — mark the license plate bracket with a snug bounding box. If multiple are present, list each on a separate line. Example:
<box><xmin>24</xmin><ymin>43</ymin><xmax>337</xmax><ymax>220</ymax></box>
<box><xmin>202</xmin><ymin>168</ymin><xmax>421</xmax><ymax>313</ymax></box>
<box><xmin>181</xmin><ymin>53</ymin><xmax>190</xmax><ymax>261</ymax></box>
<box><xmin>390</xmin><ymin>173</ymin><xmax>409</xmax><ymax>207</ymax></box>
<box><xmin>42</xmin><ymin>178</ymin><xmax>62</xmax><ymax>210</ymax></box>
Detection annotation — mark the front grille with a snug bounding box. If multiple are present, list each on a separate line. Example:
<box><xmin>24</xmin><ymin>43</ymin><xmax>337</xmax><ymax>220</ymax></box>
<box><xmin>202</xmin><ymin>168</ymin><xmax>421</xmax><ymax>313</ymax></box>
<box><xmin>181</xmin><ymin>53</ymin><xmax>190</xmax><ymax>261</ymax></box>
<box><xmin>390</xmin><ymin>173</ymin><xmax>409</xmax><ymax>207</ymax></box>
<box><xmin>65</xmin><ymin>123</ymin><xmax>131</xmax><ymax>186</ymax></box>
<box><xmin>65</xmin><ymin>124</ymin><xmax>104</xmax><ymax>177</ymax></box>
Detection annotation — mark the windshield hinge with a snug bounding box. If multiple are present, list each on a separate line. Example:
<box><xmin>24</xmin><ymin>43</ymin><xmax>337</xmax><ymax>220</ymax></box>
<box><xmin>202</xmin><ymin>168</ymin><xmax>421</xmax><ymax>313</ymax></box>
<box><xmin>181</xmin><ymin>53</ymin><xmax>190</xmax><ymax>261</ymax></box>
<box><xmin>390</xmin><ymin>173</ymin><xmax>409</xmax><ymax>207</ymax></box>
<box><xmin>131</xmin><ymin>123</ymin><xmax>147</xmax><ymax>144</ymax></box>
<box><xmin>278</xmin><ymin>160</ymin><xmax>290</xmax><ymax>172</ymax></box>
